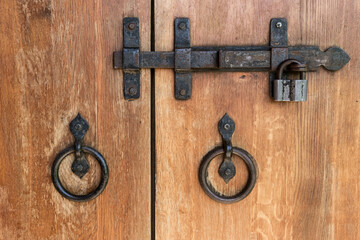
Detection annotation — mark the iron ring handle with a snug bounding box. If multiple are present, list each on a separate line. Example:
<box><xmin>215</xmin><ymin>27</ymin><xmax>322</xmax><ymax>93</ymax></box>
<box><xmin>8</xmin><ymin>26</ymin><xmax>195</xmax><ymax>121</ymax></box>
<box><xmin>198</xmin><ymin>146</ymin><xmax>257</xmax><ymax>204</ymax></box>
<box><xmin>51</xmin><ymin>146</ymin><xmax>109</xmax><ymax>202</ymax></box>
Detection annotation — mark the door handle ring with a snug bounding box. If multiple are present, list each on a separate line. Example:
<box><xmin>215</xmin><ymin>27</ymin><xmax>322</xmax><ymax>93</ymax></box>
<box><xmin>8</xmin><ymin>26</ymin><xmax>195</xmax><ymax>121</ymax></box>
<box><xmin>52</xmin><ymin>146</ymin><xmax>109</xmax><ymax>202</ymax></box>
<box><xmin>198</xmin><ymin>114</ymin><xmax>257</xmax><ymax>203</ymax></box>
<box><xmin>51</xmin><ymin>113</ymin><xmax>109</xmax><ymax>202</ymax></box>
<box><xmin>198</xmin><ymin>146</ymin><xmax>257</xmax><ymax>203</ymax></box>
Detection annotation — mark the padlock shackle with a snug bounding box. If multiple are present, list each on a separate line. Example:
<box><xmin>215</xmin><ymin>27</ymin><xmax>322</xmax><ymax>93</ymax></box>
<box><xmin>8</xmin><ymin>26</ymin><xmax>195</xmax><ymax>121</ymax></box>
<box><xmin>276</xmin><ymin>59</ymin><xmax>306</xmax><ymax>79</ymax></box>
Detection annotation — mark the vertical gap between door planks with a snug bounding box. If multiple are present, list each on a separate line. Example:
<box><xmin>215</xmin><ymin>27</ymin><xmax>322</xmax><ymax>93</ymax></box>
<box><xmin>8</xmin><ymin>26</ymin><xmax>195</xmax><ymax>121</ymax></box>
<box><xmin>150</xmin><ymin>0</ymin><xmax>156</xmax><ymax>238</ymax></box>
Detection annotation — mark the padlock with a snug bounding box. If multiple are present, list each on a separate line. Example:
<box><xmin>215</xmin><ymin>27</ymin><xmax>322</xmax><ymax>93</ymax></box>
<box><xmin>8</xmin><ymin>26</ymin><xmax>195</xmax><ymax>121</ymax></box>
<box><xmin>273</xmin><ymin>59</ymin><xmax>308</xmax><ymax>102</ymax></box>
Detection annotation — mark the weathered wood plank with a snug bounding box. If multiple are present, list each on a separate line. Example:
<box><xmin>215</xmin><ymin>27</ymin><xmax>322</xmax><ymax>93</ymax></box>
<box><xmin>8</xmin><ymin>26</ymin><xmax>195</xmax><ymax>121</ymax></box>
<box><xmin>0</xmin><ymin>0</ymin><xmax>150</xmax><ymax>239</ymax></box>
<box><xmin>154</xmin><ymin>0</ymin><xmax>360</xmax><ymax>239</ymax></box>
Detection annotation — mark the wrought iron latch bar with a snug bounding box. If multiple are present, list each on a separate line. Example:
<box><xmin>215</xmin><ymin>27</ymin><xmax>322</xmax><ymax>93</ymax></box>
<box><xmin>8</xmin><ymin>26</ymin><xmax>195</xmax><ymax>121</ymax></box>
<box><xmin>113</xmin><ymin>17</ymin><xmax>350</xmax><ymax>100</ymax></box>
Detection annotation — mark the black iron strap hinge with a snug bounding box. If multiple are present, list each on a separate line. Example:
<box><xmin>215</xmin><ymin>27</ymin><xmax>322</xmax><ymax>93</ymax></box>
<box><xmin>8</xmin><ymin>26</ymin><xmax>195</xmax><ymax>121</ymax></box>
<box><xmin>113</xmin><ymin>17</ymin><xmax>350</xmax><ymax>100</ymax></box>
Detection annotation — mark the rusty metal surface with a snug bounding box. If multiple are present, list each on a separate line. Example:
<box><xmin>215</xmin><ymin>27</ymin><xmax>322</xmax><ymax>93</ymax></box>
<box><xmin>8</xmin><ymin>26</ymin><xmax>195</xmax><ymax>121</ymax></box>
<box><xmin>271</xmin><ymin>48</ymin><xmax>288</xmax><ymax>71</ymax></box>
<box><xmin>123</xmin><ymin>17</ymin><xmax>139</xmax><ymax>48</ymax></box>
<box><xmin>113</xmin><ymin>46</ymin><xmax>350</xmax><ymax>72</ymax></box>
<box><xmin>174</xmin><ymin>18</ymin><xmax>191</xmax><ymax>48</ymax></box>
<box><xmin>123</xmin><ymin>48</ymin><xmax>140</xmax><ymax>70</ymax></box>
<box><xmin>51</xmin><ymin>114</ymin><xmax>109</xmax><ymax>202</ymax></box>
<box><xmin>123</xmin><ymin>73</ymin><xmax>140</xmax><ymax>99</ymax></box>
<box><xmin>175</xmin><ymin>48</ymin><xmax>191</xmax><ymax>70</ymax></box>
<box><xmin>273</xmin><ymin>79</ymin><xmax>308</xmax><ymax>101</ymax></box>
<box><xmin>270</xmin><ymin>18</ymin><xmax>288</xmax><ymax>71</ymax></box>
<box><xmin>288</xmin><ymin>46</ymin><xmax>350</xmax><ymax>71</ymax></box>
<box><xmin>123</xmin><ymin>17</ymin><xmax>140</xmax><ymax>100</ymax></box>
<box><xmin>113</xmin><ymin>17</ymin><xmax>350</xmax><ymax>100</ymax></box>
<box><xmin>218</xmin><ymin>114</ymin><xmax>236</xmax><ymax>183</ymax></box>
<box><xmin>274</xmin><ymin>59</ymin><xmax>308</xmax><ymax>101</ymax></box>
<box><xmin>219</xmin><ymin>50</ymin><xmax>270</xmax><ymax>69</ymax></box>
<box><xmin>199</xmin><ymin>147</ymin><xmax>258</xmax><ymax>204</ymax></box>
<box><xmin>198</xmin><ymin>114</ymin><xmax>258</xmax><ymax>203</ymax></box>
<box><xmin>69</xmin><ymin>113</ymin><xmax>90</xmax><ymax>178</ymax></box>
<box><xmin>270</xmin><ymin>18</ymin><xmax>287</xmax><ymax>47</ymax></box>
<box><xmin>174</xmin><ymin>72</ymin><xmax>191</xmax><ymax>100</ymax></box>
<box><xmin>174</xmin><ymin>18</ymin><xmax>192</xmax><ymax>100</ymax></box>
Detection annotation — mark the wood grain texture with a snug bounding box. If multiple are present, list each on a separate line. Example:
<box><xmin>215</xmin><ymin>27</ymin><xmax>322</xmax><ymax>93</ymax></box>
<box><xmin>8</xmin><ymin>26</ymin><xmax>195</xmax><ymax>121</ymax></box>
<box><xmin>0</xmin><ymin>0</ymin><xmax>150</xmax><ymax>239</ymax></box>
<box><xmin>154</xmin><ymin>0</ymin><xmax>360</xmax><ymax>239</ymax></box>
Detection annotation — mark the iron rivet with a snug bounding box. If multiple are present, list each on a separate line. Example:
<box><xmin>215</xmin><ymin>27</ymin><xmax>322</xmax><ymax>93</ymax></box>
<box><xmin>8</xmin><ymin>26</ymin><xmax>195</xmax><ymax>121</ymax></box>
<box><xmin>178</xmin><ymin>22</ymin><xmax>186</xmax><ymax>30</ymax></box>
<box><xmin>224</xmin><ymin>123</ymin><xmax>230</xmax><ymax>130</ymax></box>
<box><xmin>76</xmin><ymin>164</ymin><xmax>84</xmax><ymax>171</ymax></box>
<box><xmin>128</xmin><ymin>23</ymin><xmax>136</xmax><ymax>30</ymax></box>
<box><xmin>179</xmin><ymin>89</ymin><xmax>186</xmax><ymax>96</ymax></box>
<box><xmin>225</xmin><ymin>169</ymin><xmax>232</xmax><ymax>176</ymax></box>
<box><xmin>75</xmin><ymin>124</ymin><xmax>82</xmax><ymax>131</ymax></box>
<box><xmin>276</xmin><ymin>22</ymin><xmax>282</xmax><ymax>28</ymax></box>
<box><xmin>129</xmin><ymin>87</ymin><xmax>137</xmax><ymax>95</ymax></box>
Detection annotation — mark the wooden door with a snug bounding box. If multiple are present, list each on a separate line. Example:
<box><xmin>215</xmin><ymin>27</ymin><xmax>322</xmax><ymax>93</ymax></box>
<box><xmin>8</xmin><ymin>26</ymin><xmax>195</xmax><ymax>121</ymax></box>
<box><xmin>154</xmin><ymin>0</ymin><xmax>360</xmax><ymax>239</ymax></box>
<box><xmin>1</xmin><ymin>0</ymin><xmax>359</xmax><ymax>239</ymax></box>
<box><xmin>0</xmin><ymin>0</ymin><xmax>150</xmax><ymax>239</ymax></box>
